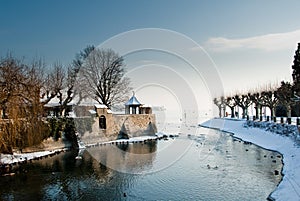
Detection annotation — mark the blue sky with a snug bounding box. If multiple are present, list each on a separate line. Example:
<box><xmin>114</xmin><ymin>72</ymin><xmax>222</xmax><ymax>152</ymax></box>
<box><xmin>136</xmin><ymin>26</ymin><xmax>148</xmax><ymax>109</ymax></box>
<box><xmin>1</xmin><ymin>0</ymin><xmax>300</xmax><ymax>117</ymax></box>
<box><xmin>2</xmin><ymin>1</ymin><xmax>299</xmax><ymax>62</ymax></box>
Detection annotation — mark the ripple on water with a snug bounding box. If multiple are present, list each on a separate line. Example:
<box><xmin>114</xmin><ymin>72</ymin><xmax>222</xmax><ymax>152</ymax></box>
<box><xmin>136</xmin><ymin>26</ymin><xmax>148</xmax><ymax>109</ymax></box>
<box><xmin>0</xmin><ymin>127</ymin><xmax>283</xmax><ymax>201</ymax></box>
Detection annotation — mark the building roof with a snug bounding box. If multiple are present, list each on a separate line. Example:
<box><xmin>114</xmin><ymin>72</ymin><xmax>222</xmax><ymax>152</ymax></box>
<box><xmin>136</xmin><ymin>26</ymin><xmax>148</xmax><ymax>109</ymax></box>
<box><xmin>88</xmin><ymin>110</ymin><xmax>97</xmax><ymax>115</ymax></box>
<box><xmin>94</xmin><ymin>104</ymin><xmax>108</xmax><ymax>109</ymax></box>
<box><xmin>140</xmin><ymin>104</ymin><xmax>152</xmax><ymax>108</ymax></box>
<box><xmin>125</xmin><ymin>95</ymin><xmax>141</xmax><ymax>106</ymax></box>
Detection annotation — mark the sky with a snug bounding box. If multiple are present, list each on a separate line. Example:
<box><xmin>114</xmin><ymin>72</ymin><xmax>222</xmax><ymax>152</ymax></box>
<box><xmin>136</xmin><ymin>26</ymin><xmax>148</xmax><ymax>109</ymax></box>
<box><xmin>1</xmin><ymin>0</ymin><xmax>300</xmax><ymax>119</ymax></box>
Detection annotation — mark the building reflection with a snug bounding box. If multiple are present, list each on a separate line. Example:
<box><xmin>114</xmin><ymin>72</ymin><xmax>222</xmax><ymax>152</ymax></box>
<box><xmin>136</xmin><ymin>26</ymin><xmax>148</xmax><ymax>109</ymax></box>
<box><xmin>0</xmin><ymin>143</ymin><xmax>157</xmax><ymax>201</ymax></box>
<box><xmin>87</xmin><ymin>141</ymin><xmax>157</xmax><ymax>174</ymax></box>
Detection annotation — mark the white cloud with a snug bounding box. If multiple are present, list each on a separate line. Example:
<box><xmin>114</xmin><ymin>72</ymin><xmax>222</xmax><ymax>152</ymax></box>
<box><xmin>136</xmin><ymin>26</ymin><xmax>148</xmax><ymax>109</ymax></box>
<box><xmin>204</xmin><ymin>29</ymin><xmax>300</xmax><ymax>52</ymax></box>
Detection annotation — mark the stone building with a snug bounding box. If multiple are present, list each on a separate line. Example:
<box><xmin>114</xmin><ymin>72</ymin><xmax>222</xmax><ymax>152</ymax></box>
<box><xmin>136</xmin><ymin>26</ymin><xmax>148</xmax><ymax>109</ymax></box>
<box><xmin>79</xmin><ymin>93</ymin><xmax>157</xmax><ymax>144</ymax></box>
<box><xmin>125</xmin><ymin>93</ymin><xmax>141</xmax><ymax>114</ymax></box>
<box><xmin>125</xmin><ymin>93</ymin><xmax>153</xmax><ymax>115</ymax></box>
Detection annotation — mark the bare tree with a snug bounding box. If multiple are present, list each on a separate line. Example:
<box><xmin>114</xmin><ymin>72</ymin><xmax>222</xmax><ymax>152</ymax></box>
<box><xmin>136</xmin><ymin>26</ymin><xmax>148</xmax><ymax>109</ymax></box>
<box><xmin>233</xmin><ymin>94</ymin><xmax>252</xmax><ymax>119</ymax></box>
<box><xmin>213</xmin><ymin>96</ymin><xmax>225</xmax><ymax>117</ymax></box>
<box><xmin>42</xmin><ymin>62</ymin><xmax>78</xmax><ymax>116</ymax></box>
<box><xmin>260</xmin><ymin>90</ymin><xmax>278</xmax><ymax>118</ymax></box>
<box><xmin>41</xmin><ymin>62</ymin><xmax>64</xmax><ymax>105</ymax></box>
<box><xmin>0</xmin><ymin>56</ymin><xmax>49</xmax><ymax>153</ymax></box>
<box><xmin>79</xmin><ymin>48</ymin><xmax>131</xmax><ymax>108</ymax></box>
<box><xmin>0</xmin><ymin>56</ymin><xmax>26</xmax><ymax>119</ymax></box>
<box><xmin>70</xmin><ymin>45</ymin><xmax>95</xmax><ymax>104</ymax></box>
<box><xmin>249</xmin><ymin>92</ymin><xmax>263</xmax><ymax>119</ymax></box>
<box><xmin>224</xmin><ymin>97</ymin><xmax>236</xmax><ymax>118</ymax></box>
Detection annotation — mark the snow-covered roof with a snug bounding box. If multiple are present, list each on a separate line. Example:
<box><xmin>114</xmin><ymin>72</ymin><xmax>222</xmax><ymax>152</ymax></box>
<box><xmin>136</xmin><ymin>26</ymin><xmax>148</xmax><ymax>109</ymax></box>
<box><xmin>125</xmin><ymin>95</ymin><xmax>141</xmax><ymax>106</ymax></box>
<box><xmin>44</xmin><ymin>102</ymin><xmax>74</xmax><ymax>107</ymax></box>
<box><xmin>88</xmin><ymin>110</ymin><xmax>97</xmax><ymax>114</ymax></box>
<box><xmin>94</xmin><ymin>104</ymin><xmax>108</xmax><ymax>109</ymax></box>
<box><xmin>140</xmin><ymin>104</ymin><xmax>152</xmax><ymax>108</ymax></box>
<box><xmin>43</xmin><ymin>94</ymin><xmax>100</xmax><ymax>107</ymax></box>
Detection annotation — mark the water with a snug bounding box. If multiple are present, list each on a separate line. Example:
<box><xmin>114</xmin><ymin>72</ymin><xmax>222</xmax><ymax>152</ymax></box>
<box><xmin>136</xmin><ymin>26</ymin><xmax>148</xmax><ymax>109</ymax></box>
<box><xmin>0</xmin><ymin>127</ymin><xmax>282</xmax><ymax>201</ymax></box>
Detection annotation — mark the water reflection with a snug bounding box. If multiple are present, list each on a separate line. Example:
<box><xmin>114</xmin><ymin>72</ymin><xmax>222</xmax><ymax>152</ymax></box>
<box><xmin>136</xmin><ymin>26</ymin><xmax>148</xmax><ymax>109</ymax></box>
<box><xmin>87</xmin><ymin>141</ymin><xmax>157</xmax><ymax>174</ymax></box>
<box><xmin>0</xmin><ymin>128</ymin><xmax>283</xmax><ymax>201</ymax></box>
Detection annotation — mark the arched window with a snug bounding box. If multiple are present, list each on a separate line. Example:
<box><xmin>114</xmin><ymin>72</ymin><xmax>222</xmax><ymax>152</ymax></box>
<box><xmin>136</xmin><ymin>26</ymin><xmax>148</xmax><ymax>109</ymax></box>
<box><xmin>99</xmin><ymin>115</ymin><xmax>106</xmax><ymax>129</ymax></box>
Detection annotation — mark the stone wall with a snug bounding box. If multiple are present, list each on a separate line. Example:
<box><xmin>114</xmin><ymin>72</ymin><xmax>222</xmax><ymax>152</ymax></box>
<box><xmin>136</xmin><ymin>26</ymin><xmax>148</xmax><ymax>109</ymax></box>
<box><xmin>78</xmin><ymin>114</ymin><xmax>157</xmax><ymax>144</ymax></box>
<box><xmin>113</xmin><ymin>114</ymin><xmax>157</xmax><ymax>138</ymax></box>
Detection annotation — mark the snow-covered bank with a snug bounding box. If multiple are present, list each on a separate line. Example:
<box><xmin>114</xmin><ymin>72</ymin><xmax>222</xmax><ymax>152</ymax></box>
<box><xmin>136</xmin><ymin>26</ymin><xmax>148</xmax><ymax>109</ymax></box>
<box><xmin>1</xmin><ymin>135</ymin><xmax>162</xmax><ymax>168</ymax></box>
<box><xmin>0</xmin><ymin>149</ymin><xmax>66</xmax><ymax>169</ymax></box>
<box><xmin>82</xmin><ymin>135</ymin><xmax>164</xmax><ymax>148</ymax></box>
<box><xmin>0</xmin><ymin>137</ymin><xmax>72</xmax><ymax>173</ymax></box>
<box><xmin>200</xmin><ymin>118</ymin><xmax>300</xmax><ymax>201</ymax></box>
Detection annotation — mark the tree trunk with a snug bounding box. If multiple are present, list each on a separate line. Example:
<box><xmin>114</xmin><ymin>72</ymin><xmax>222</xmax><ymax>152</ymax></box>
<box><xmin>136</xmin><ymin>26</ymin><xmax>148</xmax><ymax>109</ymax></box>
<box><xmin>287</xmin><ymin>105</ymin><xmax>292</xmax><ymax>118</ymax></box>
<box><xmin>230</xmin><ymin>107</ymin><xmax>235</xmax><ymax>118</ymax></box>
<box><xmin>259</xmin><ymin>105</ymin><xmax>263</xmax><ymax>117</ymax></box>
<box><xmin>269</xmin><ymin>106</ymin><xmax>274</xmax><ymax>118</ymax></box>
<box><xmin>242</xmin><ymin>107</ymin><xmax>247</xmax><ymax>119</ymax></box>
<box><xmin>255</xmin><ymin>105</ymin><xmax>259</xmax><ymax>119</ymax></box>
<box><xmin>218</xmin><ymin>106</ymin><xmax>222</xmax><ymax>118</ymax></box>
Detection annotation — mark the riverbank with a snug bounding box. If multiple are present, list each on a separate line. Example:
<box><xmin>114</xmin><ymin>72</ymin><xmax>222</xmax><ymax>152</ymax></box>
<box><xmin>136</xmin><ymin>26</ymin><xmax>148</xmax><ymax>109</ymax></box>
<box><xmin>0</xmin><ymin>134</ymin><xmax>164</xmax><ymax>174</ymax></box>
<box><xmin>200</xmin><ymin>118</ymin><xmax>300</xmax><ymax>201</ymax></box>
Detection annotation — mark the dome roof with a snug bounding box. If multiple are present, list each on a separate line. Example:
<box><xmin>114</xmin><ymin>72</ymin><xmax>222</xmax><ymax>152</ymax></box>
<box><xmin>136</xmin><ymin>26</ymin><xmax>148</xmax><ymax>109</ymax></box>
<box><xmin>125</xmin><ymin>93</ymin><xmax>141</xmax><ymax>106</ymax></box>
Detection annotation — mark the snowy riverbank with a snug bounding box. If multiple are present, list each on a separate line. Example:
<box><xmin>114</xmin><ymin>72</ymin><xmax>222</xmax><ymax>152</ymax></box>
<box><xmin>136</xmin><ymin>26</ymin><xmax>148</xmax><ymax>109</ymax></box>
<box><xmin>0</xmin><ymin>135</ymin><xmax>162</xmax><ymax>168</ymax></box>
<box><xmin>200</xmin><ymin>118</ymin><xmax>300</xmax><ymax>201</ymax></box>
<box><xmin>0</xmin><ymin>148</ymin><xmax>66</xmax><ymax>175</ymax></box>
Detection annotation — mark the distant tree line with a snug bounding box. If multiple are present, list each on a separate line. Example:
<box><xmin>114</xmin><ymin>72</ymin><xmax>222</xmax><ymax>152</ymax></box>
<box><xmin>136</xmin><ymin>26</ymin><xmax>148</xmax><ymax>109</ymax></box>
<box><xmin>214</xmin><ymin>43</ymin><xmax>300</xmax><ymax>122</ymax></box>
<box><xmin>0</xmin><ymin>46</ymin><xmax>131</xmax><ymax>153</ymax></box>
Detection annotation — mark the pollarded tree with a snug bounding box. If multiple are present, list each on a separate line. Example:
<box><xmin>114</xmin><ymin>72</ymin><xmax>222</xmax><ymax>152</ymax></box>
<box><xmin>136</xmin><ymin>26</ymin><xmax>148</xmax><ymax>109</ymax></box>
<box><xmin>260</xmin><ymin>90</ymin><xmax>278</xmax><ymax>118</ymax></box>
<box><xmin>79</xmin><ymin>48</ymin><xmax>132</xmax><ymax>108</ymax></box>
<box><xmin>224</xmin><ymin>96</ymin><xmax>236</xmax><ymax>118</ymax></box>
<box><xmin>213</xmin><ymin>96</ymin><xmax>225</xmax><ymax>117</ymax></box>
<box><xmin>233</xmin><ymin>93</ymin><xmax>252</xmax><ymax>119</ymax></box>
<box><xmin>250</xmin><ymin>92</ymin><xmax>263</xmax><ymax>119</ymax></box>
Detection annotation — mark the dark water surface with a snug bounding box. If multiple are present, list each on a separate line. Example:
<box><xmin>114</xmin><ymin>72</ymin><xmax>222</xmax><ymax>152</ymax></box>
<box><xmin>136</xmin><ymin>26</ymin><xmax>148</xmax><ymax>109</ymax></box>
<box><xmin>0</xmin><ymin>127</ymin><xmax>282</xmax><ymax>201</ymax></box>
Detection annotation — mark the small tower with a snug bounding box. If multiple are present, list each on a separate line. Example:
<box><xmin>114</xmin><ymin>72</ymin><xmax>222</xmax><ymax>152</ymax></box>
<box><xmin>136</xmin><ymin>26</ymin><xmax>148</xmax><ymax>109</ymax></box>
<box><xmin>125</xmin><ymin>92</ymin><xmax>141</xmax><ymax>114</ymax></box>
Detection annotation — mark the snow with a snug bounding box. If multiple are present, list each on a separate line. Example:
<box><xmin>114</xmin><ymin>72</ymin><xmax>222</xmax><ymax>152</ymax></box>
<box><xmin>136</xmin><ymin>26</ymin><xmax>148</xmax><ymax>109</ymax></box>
<box><xmin>0</xmin><ymin>135</ymin><xmax>160</xmax><ymax>167</ymax></box>
<box><xmin>0</xmin><ymin>149</ymin><xmax>65</xmax><ymax>165</ymax></box>
<box><xmin>94</xmin><ymin>104</ymin><xmax>108</xmax><ymax>109</ymax></box>
<box><xmin>88</xmin><ymin>110</ymin><xmax>97</xmax><ymax>115</ymax></box>
<box><xmin>3</xmin><ymin>117</ymin><xmax>298</xmax><ymax>200</ymax></box>
<box><xmin>140</xmin><ymin>104</ymin><xmax>152</xmax><ymax>108</ymax></box>
<box><xmin>82</xmin><ymin>135</ymin><xmax>159</xmax><ymax>148</ymax></box>
<box><xmin>67</xmin><ymin>111</ymin><xmax>77</xmax><ymax>118</ymax></box>
<box><xmin>200</xmin><ymin>118</ymin><xmax>300</xmax><ymax>201</ymax></box>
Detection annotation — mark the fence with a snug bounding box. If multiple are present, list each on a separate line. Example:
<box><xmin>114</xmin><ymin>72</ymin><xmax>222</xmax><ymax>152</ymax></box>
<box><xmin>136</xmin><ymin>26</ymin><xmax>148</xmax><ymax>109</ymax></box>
<box><xmin>245</xmin><ymin>115</ymin><xmax>300</xmax><ymax>126</ymax></box>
